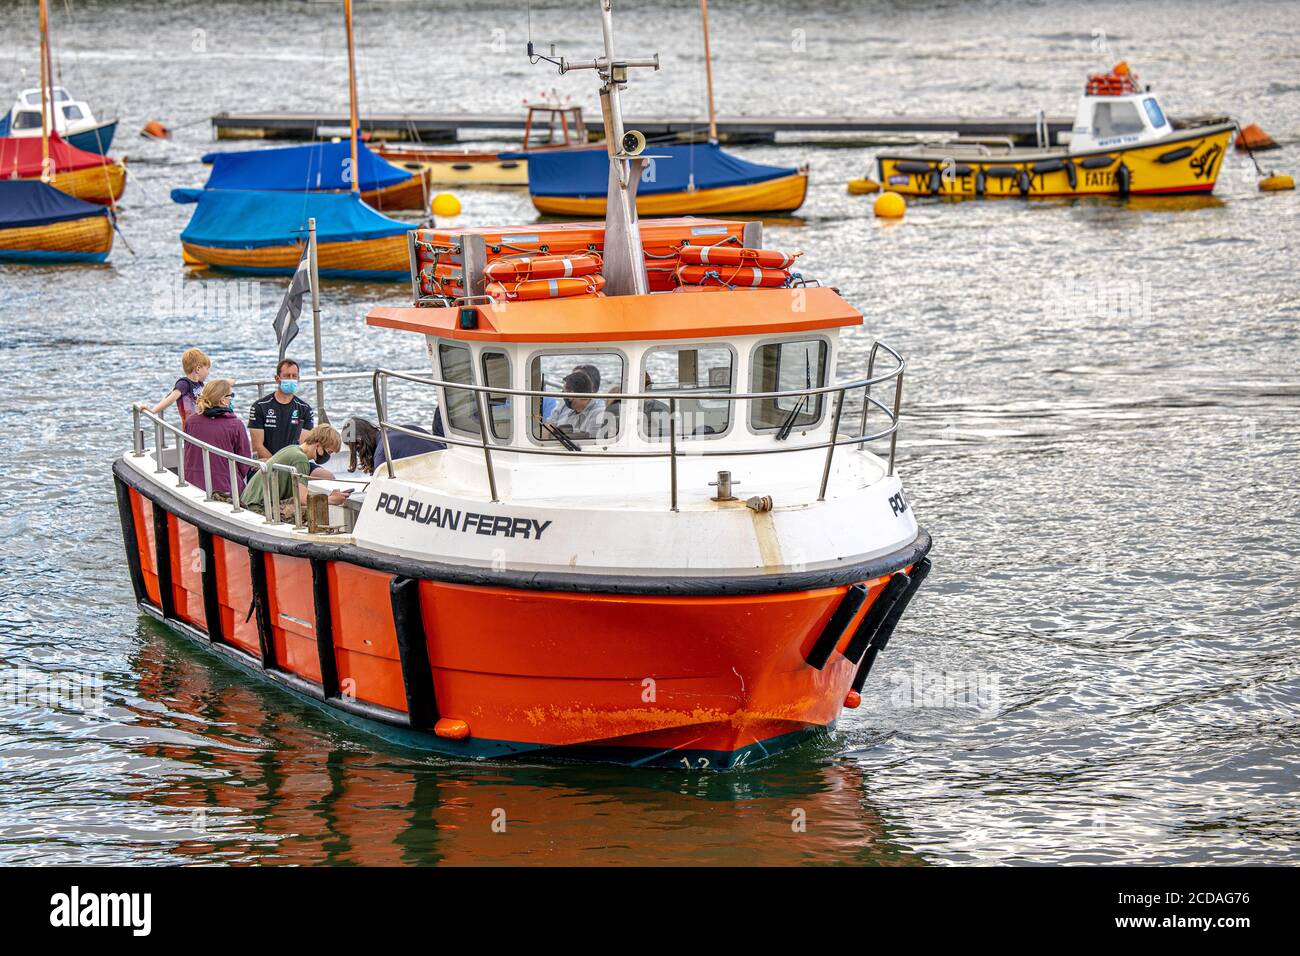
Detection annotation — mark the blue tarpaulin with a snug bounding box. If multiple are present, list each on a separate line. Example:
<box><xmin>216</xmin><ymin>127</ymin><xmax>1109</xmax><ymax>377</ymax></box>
<box><xmin>509</xmin><ymin>142</ymin><xmax>797</xmax><ymax>198</ymax></box>
<box><xmin>0</xmin><ymin>179</ymin><xmax>107</xmax><ymax>228</ymax></box>
<box><xmin>199</xmin><ymin>141</ymin><xmax>410</xmax><ymax>193</ymax></box>
<box><xmin>175</xmin><ymin>189</ymin><xmax>409</xmax><ymax>249</ymax></box>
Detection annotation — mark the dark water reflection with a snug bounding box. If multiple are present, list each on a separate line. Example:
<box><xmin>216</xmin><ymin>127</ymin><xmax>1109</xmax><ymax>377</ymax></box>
<box><xmin>112</xmin><ymin>620</ymin><xmax>915</xmax><ymax>866</ymax></box>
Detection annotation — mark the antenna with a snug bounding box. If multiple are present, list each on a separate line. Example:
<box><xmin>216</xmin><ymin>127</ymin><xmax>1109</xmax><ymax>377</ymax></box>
<box><xmin>527</xmin><ymin>0</ymin><xmax>660</xmax><ymax>296</ymax></box>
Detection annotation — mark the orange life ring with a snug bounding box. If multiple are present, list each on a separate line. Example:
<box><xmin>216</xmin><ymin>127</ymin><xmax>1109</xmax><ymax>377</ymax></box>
<box><xmin>678</xmin><ymin>245</ymin><xmax>800</xmax><ymax>269</ymax></box>
<box><xmin>675</xmin><ymin>264</ymin><xmax>793</xmax><ymax>288</ymax></box>
<box><xmin>484</xmin><ymin>253</ymin><xmax>602</xmax><ymax>281</ymax></box>
<box><xmin>487</xmin><ymin>274</ymin><xmax>607</xmax><ymax>301</ymax></box>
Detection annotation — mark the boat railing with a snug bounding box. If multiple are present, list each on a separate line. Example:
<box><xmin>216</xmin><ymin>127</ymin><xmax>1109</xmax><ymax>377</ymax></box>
<box><xmin>232</xmin><ymin>368</ymin><xmax>430</xmax><ymax>419</ymax></box>
<box><xmin>371</xmin><ymin>341</ymin><xmax>905</xmax><ymax>511</ymax></box>
<box><xmin>130</xmin><ymin>405</ymin><xmax>366</xmax><ymax>532</ymax></box>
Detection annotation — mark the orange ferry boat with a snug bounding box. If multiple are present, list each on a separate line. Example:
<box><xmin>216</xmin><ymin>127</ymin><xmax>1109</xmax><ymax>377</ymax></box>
<box><xmin>112</xmin><ymin>2</ymin><xmax>931</xmax><ymax>769</ymax></box>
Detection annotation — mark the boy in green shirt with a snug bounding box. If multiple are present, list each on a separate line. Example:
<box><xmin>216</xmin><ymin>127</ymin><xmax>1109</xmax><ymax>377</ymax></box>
<box><xmin>241</xmin><ymin>425</ymin><xmax>352</xmax><ymax>520</ymax></box>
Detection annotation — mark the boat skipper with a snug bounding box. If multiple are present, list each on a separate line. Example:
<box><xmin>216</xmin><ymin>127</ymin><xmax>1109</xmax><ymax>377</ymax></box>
<box><xmin>241</xmin><ymin>425</ymin><xmax>352</xmax><ymax>520</ymax></box>
<box><xmin>249</xmin><ymin>358</ymin><xmax>314</xmax><ymax>459</ymax></box>
<box><xmin>545</xmin><ymin>369</ymin><xmax>610</xmax><ymax>439</ymax></box>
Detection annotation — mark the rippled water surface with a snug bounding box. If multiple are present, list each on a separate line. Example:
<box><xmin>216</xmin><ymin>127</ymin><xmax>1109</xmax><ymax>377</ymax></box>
<box><xmin>1</xmin><ymin>0</ymin><xmax>1298</xmax><ymax>865</ymax></box>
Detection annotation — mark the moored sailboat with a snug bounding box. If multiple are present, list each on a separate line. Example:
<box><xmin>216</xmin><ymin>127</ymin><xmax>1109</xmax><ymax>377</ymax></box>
<box><xmin>173</xmin><ymin>188</ymin><xmax>409</xmax><ymax>280</ymax></box>
<box><xmin>197</xmin><ymin>140</ymin><xmax>431</xmax><ymax>211</ymax></box>
<box><xmin>0</xmin><ymin>179</ymin><xmax>111</xmax><ymax>262</ymax></box>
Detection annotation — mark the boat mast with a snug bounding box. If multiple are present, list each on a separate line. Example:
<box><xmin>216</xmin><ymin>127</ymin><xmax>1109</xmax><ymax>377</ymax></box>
<box><xmin>37</xmin><ymin>0</ymin><xmax>52</xmax><ymax>181</ymax></box>
<box><xmin>530</xmin><ymin>0</ymin><xmax>659</xmax><ymax>295</ymax></box>
<box><xmin>699</xmin><ymin>0</ymin><xmax>718</xmax><ymax>143</ymax></box>
<box><xmin>343</xmin><ymin>0</ymin><xmax>360</xmax><ymax>194</ymax></box>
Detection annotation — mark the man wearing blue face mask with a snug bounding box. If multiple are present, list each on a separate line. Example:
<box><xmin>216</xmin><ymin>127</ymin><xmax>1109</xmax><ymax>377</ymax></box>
<box><xmin>248</xmin><ymin>358</ymin><xmax>315</xmax><ymax>460</ymax></box>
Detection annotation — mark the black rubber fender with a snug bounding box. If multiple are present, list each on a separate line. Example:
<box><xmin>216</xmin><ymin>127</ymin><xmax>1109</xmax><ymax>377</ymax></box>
<box><xmin>1080</xmin><ymin>155</ymin><xmax>1115</xmax><ymax>169</ymax></box>
<box><xmin>1031</xmin><ymin>158</ymin><xmax>1065</xmax><ymax>174</ymax></box>
<box><xmin>986</xmin><ymin>165</ymin><xmax>1019</xmax><ymax>178</ymax></box>
<box><xmin>927</xmin><ymin>167</ymin><xmax>942</xmax><ymax>195</ymax></box>
<box><xmin>1064</xmin><ymin>159</ymin><xmax>1077</xmax><ymax>190</ymax></box>
<box><xmin>1157</xmin><ymin>145</ymin><xmax>1194</xmax><ymax>164</ymax></box>
<box><xmin>1116</xmin><ymin>161</ymin><xmax>1131</xmax><ymax>197</ymax></box>
<box><xmin>894</xmin><ymin>160</ymin><xmax>933</xmax><ymax>175</ymax></box>
<box><xmin>974</xmin><ymin>169</ymin><xmax>986</xmax><ymax>196</ymax></box>
<box><xmin>1017</xmin><ymin>169</ymin><xmax>1031</xmax><ymax>196</ymax></box>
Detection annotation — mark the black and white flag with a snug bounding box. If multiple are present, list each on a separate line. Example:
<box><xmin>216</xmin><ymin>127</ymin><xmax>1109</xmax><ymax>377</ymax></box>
<box><xmin>273</xmin><ymin>245</ymin><xmax>312</xmax><ymax>360</ymax></box>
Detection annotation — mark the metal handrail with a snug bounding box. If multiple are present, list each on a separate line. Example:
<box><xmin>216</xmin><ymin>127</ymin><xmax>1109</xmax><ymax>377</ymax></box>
<box><xmin>370</xmin><ymin>342</ymin><xmax>905</xmax><ymax>509</ymax></box>
<box><xmin>132</xmin><ymin>405</ymin><xmax>312</xmax><ymax>528</ymax></box>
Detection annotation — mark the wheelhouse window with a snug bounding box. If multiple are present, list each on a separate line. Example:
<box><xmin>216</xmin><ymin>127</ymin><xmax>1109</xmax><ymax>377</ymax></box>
<box><xmin>641</xmin><ymin>345</ymin><xmax>734</xmax><ymax>440</ymax></box>
<box><xmin>437</xmin><ymin>342</ymin><xmax>478</xmax><ymax>435</ymax></box>
<box><xmin>1092</xmin><ymin>101</ymin><xmax>1144</xmax><ymax>138</ymax></box>
<box><xmin>481</xmin><ymin>350</ymin><xmax>512</xmax><ymax>441</ymax></box>
<box><xmin>61</xmin><ymin>104</ymin><xmax>84</xmax><ymax>121</ymax></box>
<box><xmin>1142</xmin><ymin>97</ymin><xmax>1167</xmax><ymax>129</ymax></box>
<box><xmin>529</xmin><ymin>351</ymin><xmax>624</xmax><ymax>443</ymax></box>
<box><xmin>749</xmin><ymin>339</ymin><xmax>828</xmax><ymax>432</ymax></box>
<box><xmin>13</xmin><ymin>111</ymin><xmax>41</xmax><ymax>130</ymax></box>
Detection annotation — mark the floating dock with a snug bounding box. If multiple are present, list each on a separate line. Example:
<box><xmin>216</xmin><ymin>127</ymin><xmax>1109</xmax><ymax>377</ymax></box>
<box><xmin>211</xmin><ymin>111</ymin><xmax>1075</xmax><ymax>146</ymax></box>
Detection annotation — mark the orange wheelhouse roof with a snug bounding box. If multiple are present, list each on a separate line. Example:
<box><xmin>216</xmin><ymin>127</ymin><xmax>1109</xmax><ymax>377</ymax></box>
<box><xmin>366</xmin><ymin>286</ymin><xmax>862</xmax><ymax>343</ymax></box>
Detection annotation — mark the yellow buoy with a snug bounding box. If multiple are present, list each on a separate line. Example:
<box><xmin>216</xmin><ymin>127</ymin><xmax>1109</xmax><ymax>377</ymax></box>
<box><xmin>874</xmin><ymin>192</ymin><xmax>906</xmax><ymax>219</ymax></box>
<box><xmin>431</xmin><ymin>192</ymin><xmax>462</xmax><ymax>217</ymax></box>
<box><xmin>847</xmin><ymin>177</ymin><xmax>880</xmax><ymax>195</ymax></box>
<box><xmin>1259</xmin><ymin>173</ymin><xmax>1295</xmax><ymax>192</ymax></box>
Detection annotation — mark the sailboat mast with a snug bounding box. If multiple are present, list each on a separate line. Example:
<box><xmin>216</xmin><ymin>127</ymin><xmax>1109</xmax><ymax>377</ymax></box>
<box><xmin>344</xmin><ymin>0</ymin><xmax>360</xmax><ymax>194</ymax></box>
<box><xmin>37</xmin><ymin>0</ymin><xmax>51</xmax><ymax>181</ymax></box>
<box><xmin>699</xmin><ymin>0</ymin><xmax>717</xmax><ymax>143</ymax></box>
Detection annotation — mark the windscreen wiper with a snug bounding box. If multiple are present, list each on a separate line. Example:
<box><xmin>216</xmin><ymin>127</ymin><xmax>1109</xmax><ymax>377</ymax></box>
<box><xmin>540</xmin><ymin>420</ymin><xmax>581</xmax><ymax>451</ymax></box>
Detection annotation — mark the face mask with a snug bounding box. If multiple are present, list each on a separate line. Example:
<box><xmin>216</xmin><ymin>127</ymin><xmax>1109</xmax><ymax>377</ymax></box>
<box><xmin>314</xmin><ymin>451</ymin><xmax>332</xmax><ymax>465</ymax></box>
<box><xmin>280</xmin><ymin>379</ymin><xmax>299</xmax><ymax>395</ymax></box>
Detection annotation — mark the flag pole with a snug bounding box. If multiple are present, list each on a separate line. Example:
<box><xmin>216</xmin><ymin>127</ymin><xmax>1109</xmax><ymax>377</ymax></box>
<box><xmin>308</xmin><ymin>217</ymin><xmax>327</xmax><ymax>423</ymax></box>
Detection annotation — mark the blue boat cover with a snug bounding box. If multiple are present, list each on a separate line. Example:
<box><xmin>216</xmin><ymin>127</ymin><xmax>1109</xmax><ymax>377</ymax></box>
<box><xmin>0</xmin><ymin>113</ymin><xmax>9</xmax><ymax>137</ymax></box>
<box><xmin>176</xmin><ymin>189</ymin><xmax>409</xmax><ymax>249</ymax></box>
<box><xmin>200</xmin><ymin>141</ymin><xmax>410</xmax><ymax>193</ymax></box>
<box><xmin>508</xmin><ymin>142</ymin><xmax>798</xmax><ymax>198</ymax></box>
<box><xmin>0</xmin><ymin>179</ymin><xmax>107</xmax><ymax>228</ymax></box>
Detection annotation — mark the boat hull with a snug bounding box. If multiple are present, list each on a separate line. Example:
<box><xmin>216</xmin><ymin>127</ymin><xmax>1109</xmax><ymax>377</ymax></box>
<box><xmin>65</xmin><ymin>119</ymin><xmax>118</xmax><ymax>155</ymax></box>
<box><xmin>876</xmin><ymin>124</ymin><xmax>1233</xmax><ymax>198</ymax></box>
<box><xmin>181</xmin><ymin>233</ymin><xmax>409</xmax><ymax>281</ymax></box>
<box><xmin>359</xmin><ymin>169</ymin><xmax>431</xmax><ymax>211</ymax></box>
<box><xmin>0</xmin><ymin>212</ymin><xmax>112</xmax><ymax>262</ymax></box>
<box><xmin>114</xmin><ymin>459</ymin><xmax>931</xmax><ymax>770</ymax></box>
<box><xmin>533</xmin><ymin>170</ymin><xmax>809</xmax><ymax>216</ymax></box>
<box><xmin>377</xmin><ymin>149</ymin><xmax>530</xmax><ymax>186</ymax></box>
<box><xmin>34</xmin><ymin>160</ymin><xmax>128</xmax><ymax>205</ymax></box>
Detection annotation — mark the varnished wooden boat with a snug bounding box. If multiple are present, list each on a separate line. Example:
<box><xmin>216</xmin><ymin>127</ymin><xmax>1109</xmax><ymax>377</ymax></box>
<box><xmin>360</xmin><ymin>166</ymin><xmax>431</xmax><ymax>211</ymax></box>
<box><xmin>0</xmin><ymin>179</ymin><xmax>112</xmax><ymax>262</ymax></box>
<box><xmin>182</xmin><ymin>233</ymin><xmax>408</xmax><ymax>280</ymax></box>
<box><xmin>534</xmin><ymin>168</ymin><xmax>809</xmax><ymax>216</ymax></box>
<box><xmin>175</xmin><ymin>188</ymin><xmax>411</xmax><ymax>281</ymax></box>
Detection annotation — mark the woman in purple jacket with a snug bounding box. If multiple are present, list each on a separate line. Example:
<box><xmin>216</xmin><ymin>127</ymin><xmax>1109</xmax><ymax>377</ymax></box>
<box><xmin>182</xmin><ymin>379</ymin><xmax>252</xmax><ymax>502</ymax></box>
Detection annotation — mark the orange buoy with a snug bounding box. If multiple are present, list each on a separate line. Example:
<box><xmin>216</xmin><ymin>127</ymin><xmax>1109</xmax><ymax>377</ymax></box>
<box><xmin>843</xmin><ymin>690</ymin><xmax>862</xmax><ymax>709</ymax></box>
<box><xmin>140</xmin><ymin>120</ymin><xmax>171</xmax><ymax>140</ymax></box>
<box><xmin>1236</xmin><ymin>123</ymin><xmax>1279</xmax><ymax>151</ymax></box>
<box><xmin>487</xmin><ymin>274</ymin><xmax>606</xmax><ymax>302</ymax></box>
<box><xmin>434</xmin><ymin>718</ymin><xmax>471</xmax><ymax>740</ymax></box>
<box><xmin>678</xmin><ymin>244</ymin><xmax>800</xmax><ymax>270</ymax></box>
<box><xmin>484</xmin><ymin>253</ymin><xmax>603</xmax><ymax>281</ymax></box>
<box><xmin>675</xmin><ymin>264</ymin><xmax>793</xmax><ymax>288</ymax></box>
